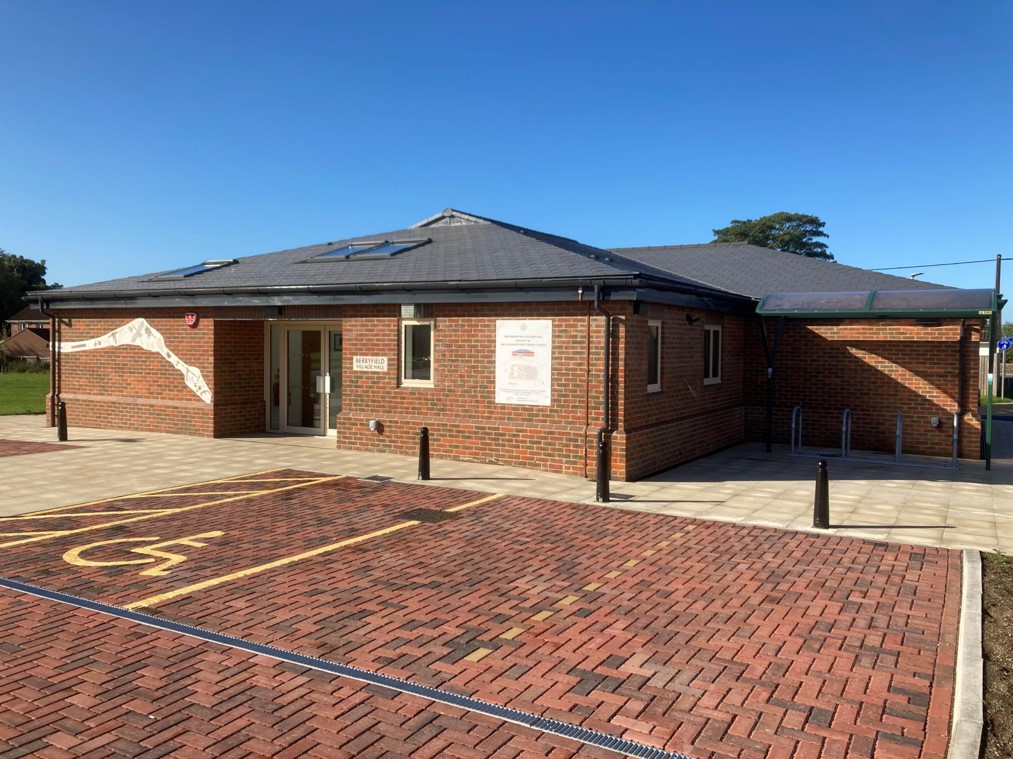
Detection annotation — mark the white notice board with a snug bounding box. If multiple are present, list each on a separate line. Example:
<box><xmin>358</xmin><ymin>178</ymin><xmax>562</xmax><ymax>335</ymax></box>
<box><xmin>495</xmin><ymin>320</ymin><xmax>552</xmax><ymax>406</ymax></box>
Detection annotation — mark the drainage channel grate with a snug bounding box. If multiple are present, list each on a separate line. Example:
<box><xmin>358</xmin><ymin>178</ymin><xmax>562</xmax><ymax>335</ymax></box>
<box><xmin>0</xmin><ymin>576</ymin><xmax>694</xmax><ymax>759</ymax></box>
<box><xmin>398</xmin><ymin>508</ymin><xmax>459</xmax><ymax>523</ymax></box>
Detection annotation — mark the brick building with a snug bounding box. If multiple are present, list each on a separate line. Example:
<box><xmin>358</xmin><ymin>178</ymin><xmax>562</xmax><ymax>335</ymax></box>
<box><xmin>34</xmin><ymin>209</ymin><xmax>992</xmax><ymax>482</ymax></box>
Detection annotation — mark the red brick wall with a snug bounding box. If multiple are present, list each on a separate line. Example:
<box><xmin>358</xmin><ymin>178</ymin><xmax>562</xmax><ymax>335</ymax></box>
<box><xmin>744</xmin><ymin>318</ymin><xmax>981</xmax><ymax>459</ymax></box>
<box><xmin>333</xmin><ymin>302</ymin><xmax>601</xmax><ymax>478</ymax></box>
<box><xmin>331</xmin><ymin>301</ymin><xmax>741</xmax><ymax>481</ymax></box>
<box><xmin>212</xmin><ymin>320</ymin><xmax>265</xmax><ymax>437</ymax></box>
<box><xmin>48</xmin><ymin>305</ymin><xmax>982</xmax><ymax>477</ymax></box>
<box><xmin>618</xmin><ymin>306</ymin><xmax>746</xmax><ymax>480</ymax></box>
<box><xmin>50</xmin><ymin>309</ymin><xmax>216</xmax><ymax>435</ymax></box>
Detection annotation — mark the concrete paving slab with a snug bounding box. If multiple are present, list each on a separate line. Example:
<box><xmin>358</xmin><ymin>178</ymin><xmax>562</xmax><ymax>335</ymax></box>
<box><xmin>4</xmin><ymin>414</ymin><xmax>1013</xmax><ymax>551</ymax></box>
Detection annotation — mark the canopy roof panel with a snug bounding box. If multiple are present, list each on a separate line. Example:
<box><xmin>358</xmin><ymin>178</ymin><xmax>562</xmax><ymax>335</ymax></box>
<box><xmin>757</xmin><ymin>288</ymin><xmax>997</xmax><ymax>318</ymax></box>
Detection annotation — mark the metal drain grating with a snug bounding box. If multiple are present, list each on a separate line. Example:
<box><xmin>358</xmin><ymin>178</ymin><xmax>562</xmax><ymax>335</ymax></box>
<box><xmin>398</xmin><ymin>508</ymin><xmax>459</xmax><ymax>523</ymax></box>
<box><xmin>0</xmin><ymin>576</ymin><xmax>694</xmax><ymax>759</ymax></box>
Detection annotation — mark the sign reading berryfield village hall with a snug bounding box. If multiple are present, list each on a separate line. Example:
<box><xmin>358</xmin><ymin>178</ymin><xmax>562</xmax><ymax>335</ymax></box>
<box><xmin>495</xmin><ymin>320</ymin><xmax>552</xmax><ymax>406</ymax></box>
<box><xmin>353</xmin><ymin>356</ymin><xmax>387</xmax><ymax>372</ymax></box>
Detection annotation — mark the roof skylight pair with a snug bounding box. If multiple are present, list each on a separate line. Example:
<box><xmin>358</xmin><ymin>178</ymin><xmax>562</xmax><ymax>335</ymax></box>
<box><xmin>311</xmin><ymin>238</ymin><xmax>429</xmax><ymax>261</ymax></box>
<box><xmin>154</xmin><ymin>259</ymin><xmax>238</xmax><ymax>280</ymax></box>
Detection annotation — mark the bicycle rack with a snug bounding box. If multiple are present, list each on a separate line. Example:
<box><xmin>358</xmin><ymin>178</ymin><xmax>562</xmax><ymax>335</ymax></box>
<box><xmin>790</xmin><ymin>405</ymin><xmax>850</xmax><ymax>458</ymax></box>
<box><xmin>790</xmin><ymin>405</ymin><xmax>803</xmax><ymax>455</ymax></box>
<box><xmin>790</xmin><ymin>406</ymin><xmax>958</xmax><ymax>470</ymax></box>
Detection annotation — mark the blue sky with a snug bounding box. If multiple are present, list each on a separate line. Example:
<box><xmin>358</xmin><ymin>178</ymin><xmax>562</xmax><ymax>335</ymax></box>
<box><xmin>2</xmin><ymin>1</ymin><xmax>1011</xmax><ymax>290</ymax></box>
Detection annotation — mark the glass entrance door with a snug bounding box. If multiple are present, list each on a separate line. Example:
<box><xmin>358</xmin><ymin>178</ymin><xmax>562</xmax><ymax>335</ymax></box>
<box><xmin>284</xmin><ymin>329</ymin><xmax>322</xmax><ymax>433</ymax></box>
<box><xmin>276</xmin><ymin>324</ymin><xmax>342</xmax><ymax>435</ymax></box>
<box><xmin>327</xmin><ymin>329</ymin><xmax>342</xmax><ymax>430</ymax></box>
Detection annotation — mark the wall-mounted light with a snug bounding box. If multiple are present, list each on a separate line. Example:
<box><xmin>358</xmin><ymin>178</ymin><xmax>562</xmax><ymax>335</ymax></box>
<box><xmin>685</xmin><ymin>314</ymin><xmax>701</xmax><ymax>325</ymax></box>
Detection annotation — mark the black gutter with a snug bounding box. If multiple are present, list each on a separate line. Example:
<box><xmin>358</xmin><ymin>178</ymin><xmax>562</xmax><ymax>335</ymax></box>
<box><xmin>31</xmin><ymin>274</ymin><xmax>748</xmax><ymax>305</ymax></box>
<box><xmin>594</xmin><ymin>286</ymin><xmax>611</xmax><ymax>503</ymax></box>
<box><xmin>32</xmin><ymin>288</ymin><xmax>757</xmax><ymax>317</ymax></box>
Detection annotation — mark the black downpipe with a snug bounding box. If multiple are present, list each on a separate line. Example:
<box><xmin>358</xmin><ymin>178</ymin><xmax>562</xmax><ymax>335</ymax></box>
<box><xmin>594</xmin><ymin>286</ymin><xmax>611</xmax><ymax>503</ymax></box>
<box><xmin>957</xmin><ymin>319</ymin><xmax>965</xmax><ymax>463</ymax></box>
<box><xmin>37</xmin><ymin>295</ymin><xmax>57</xmax><ymax>427</ymax></box>
<box><xmin>759</xmin><ymin>316</ymin><xmax>785</xmax><ymax>453</ymax></box>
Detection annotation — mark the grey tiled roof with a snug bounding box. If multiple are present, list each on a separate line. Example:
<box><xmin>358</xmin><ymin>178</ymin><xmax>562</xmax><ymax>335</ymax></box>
<box><xmin>53</xmin><ymin>211</ymin><xmax>710</xmax><ymax>297</ymax></box>
<box><xmin>611</xmin><ymin>243</ymin><xmax>946</xmax><ymax>299</ymax></box>
<box><xmin>48</xmin><ymin>210</ymin><xmax>947</xmax><ymax>302</ymax></box>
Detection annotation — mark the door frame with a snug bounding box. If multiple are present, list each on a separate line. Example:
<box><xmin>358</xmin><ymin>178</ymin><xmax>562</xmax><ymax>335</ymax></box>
<box><xmin>266</xmin><ymin>321</ymin><xmax>342</xmax><ymax>436</ymax></box>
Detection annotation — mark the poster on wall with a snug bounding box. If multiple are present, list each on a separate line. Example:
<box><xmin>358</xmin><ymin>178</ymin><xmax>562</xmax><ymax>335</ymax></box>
<box><xmin>495</xmin><ymin>320</ymin><xmax>552</xmax><ymax>406</ymax></box>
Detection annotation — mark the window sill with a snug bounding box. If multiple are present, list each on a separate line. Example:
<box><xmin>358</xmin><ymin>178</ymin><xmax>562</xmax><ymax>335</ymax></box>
<box><xmin>703</xmin><ymin>378</ymin><xmax>721</xmax><ymax>386</ymax></box>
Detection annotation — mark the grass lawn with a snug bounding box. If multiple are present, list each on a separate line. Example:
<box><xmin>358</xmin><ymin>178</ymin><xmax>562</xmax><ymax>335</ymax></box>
<box><xmin>0</xmin><ymin>371</ymin><xmax>49</xmax><ymax>414</ymax></box>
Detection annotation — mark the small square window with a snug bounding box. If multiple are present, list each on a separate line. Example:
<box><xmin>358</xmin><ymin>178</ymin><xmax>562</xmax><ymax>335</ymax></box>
<box><xmin>401</xmin><ymin>319</ymin><xmax>434</xmax><ymax>386</ymax></box>
<box><xmin>647</xmin><ymin>320</ymin><xmax>661</xmax><ymax>393</ymax></box>
<box><xmin>704</xmin><ymin>325</ymin><xmax>721</xmax><ymax>385</ymax></box>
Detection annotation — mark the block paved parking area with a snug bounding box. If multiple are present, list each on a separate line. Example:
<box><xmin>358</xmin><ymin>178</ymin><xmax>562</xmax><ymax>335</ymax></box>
<box><xmin>0</xmin><ymin>589</ymin><xmax>621</xmax><ymax>759</ymax></box>
<box><xmin>0</xmin><ymin>469</ymin><xmax>959</xmax><ymax>758</ymax></box>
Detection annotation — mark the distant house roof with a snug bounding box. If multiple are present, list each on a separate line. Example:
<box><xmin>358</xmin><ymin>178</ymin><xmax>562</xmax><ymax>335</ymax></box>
<box><xmin>611</xmin><ymin>242</ymin><xmax>944</xmax><ymax>300</ymax></box>
<box><xmin>5</xmin><ymin>306</ymin><xmax>47</xmax><ymax>324</ymax></box>
<box><xmin>0</xmin><ymin>327</ymin><xmax>50</xmax><ymax>360</ymax></box>
<box><xmin>36</xmin><ymin>209</ymin><xmax>949</xmax><ymax>312</ymax></box>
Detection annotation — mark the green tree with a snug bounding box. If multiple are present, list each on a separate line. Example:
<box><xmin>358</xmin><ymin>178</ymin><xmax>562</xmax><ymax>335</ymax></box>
<box><xmin>712</xmin><ymin>212</ymin><xmax>834</xmax><ymax>261</ymax></box>
<box><xmin>0</xmin><ymin>250</ymin><xmax>60</xmax><ymax>322</ymax></box>
<box><xmin>1002</xmin><ymin>321</ymin><xmax>1013</xmax><ymax>339</ymax></box>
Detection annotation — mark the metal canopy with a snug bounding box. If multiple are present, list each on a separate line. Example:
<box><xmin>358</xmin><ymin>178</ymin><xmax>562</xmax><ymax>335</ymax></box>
<box><xmin>756</xmin><ymin>288</ymin><xmax>997</xmax><ymax>318</ymax></box>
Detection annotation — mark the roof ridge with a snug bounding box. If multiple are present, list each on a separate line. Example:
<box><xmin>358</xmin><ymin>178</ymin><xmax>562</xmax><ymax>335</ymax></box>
<box><xmin>612</xmin><ymin>241</ymin><xmax>751</xmax><ymax>251</ymax></box>
<box><xmin>412</xmin><ymin>208</ymin><xmax>494</xmax><ymax>227</ymax></box>
<box><xmin>413</xmin><ymin>208</ymin><xmax>600</xmax><ymax>250</ymax></box>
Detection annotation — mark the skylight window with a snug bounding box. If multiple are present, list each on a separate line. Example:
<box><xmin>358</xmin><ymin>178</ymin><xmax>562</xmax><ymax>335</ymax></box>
<box><xmin>310</xmin><ymin>239</ymin><xmax>430</xmax><ymax>261</ymax></box>
<box><xmin>314</xmin><ymin>242</ymin><xmax>385</xmax><ymax>260</ymax></box>
<box><xmin>354</xmin><ymin>240</ymin><xmax>423</xmax><ymax>258</ymax></box>
<box><xmin>155</xmin><ymin>259</ymin><xmax>238</xmax><ymax>279</ymax></box>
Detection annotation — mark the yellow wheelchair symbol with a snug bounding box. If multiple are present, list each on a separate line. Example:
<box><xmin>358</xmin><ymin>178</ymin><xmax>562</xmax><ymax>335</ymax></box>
<box><xmin>62</xmin><ymin>531</ymin><xmax>225</xmax><ymax>577</ymax></box>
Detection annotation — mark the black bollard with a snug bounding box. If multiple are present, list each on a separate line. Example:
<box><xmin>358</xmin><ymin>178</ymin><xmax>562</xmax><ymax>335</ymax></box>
<box><xmin>813</xmin><ymin>458</ymin><xmax>829</xmax><ymax>528</ymax></box>
<box><xmin>418</xmin><ymin>426</ymin><xmax>430</xmax><ymax>480</ymax></box>
<box><xmin>57</xmin><ymin>401</ymin><xmax>68</xmax><ymax>442</ymax></box>
<box><xmin>595</xmin><ymin>430</ymin><xmax>610</xmax><ymax>503</ymax></box>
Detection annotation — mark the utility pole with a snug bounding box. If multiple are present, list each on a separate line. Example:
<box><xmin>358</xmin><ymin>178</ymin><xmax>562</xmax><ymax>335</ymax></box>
<box><xmin>987</xmin><ymin>254</ymin><xmax>1001</xmax><ymax>470</ymax></box>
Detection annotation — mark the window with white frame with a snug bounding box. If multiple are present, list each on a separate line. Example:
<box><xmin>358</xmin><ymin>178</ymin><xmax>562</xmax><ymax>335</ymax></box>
<box><xmin>647</xmin><ymin>320</ymin><xmax>662</xmax><ymax>392</ymax></box>
<box><xmin>401</xmin><ymin>319</ymin><xmax>434</xmax><ymax>385</ymax></box>
<box><xmin>703</xmin><ymin>325</ymin><xmax>721</xmax><ymax>384</ymax></box>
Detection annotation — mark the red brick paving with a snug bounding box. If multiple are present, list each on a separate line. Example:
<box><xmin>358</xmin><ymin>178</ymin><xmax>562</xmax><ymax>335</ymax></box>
<box><xmin>0</xmin><ymin>589</ymin><xmax>616</xmax><ymax>758</ymax></box>
<box><xmin>0</xmin><ymin>469</ymin><xmax>960</xmax><ymax>758</ymax></box>
<box><xmin>0</xmin><ymin>439</ymin><xmax>78</xmax><ymax>457</ymax></box>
